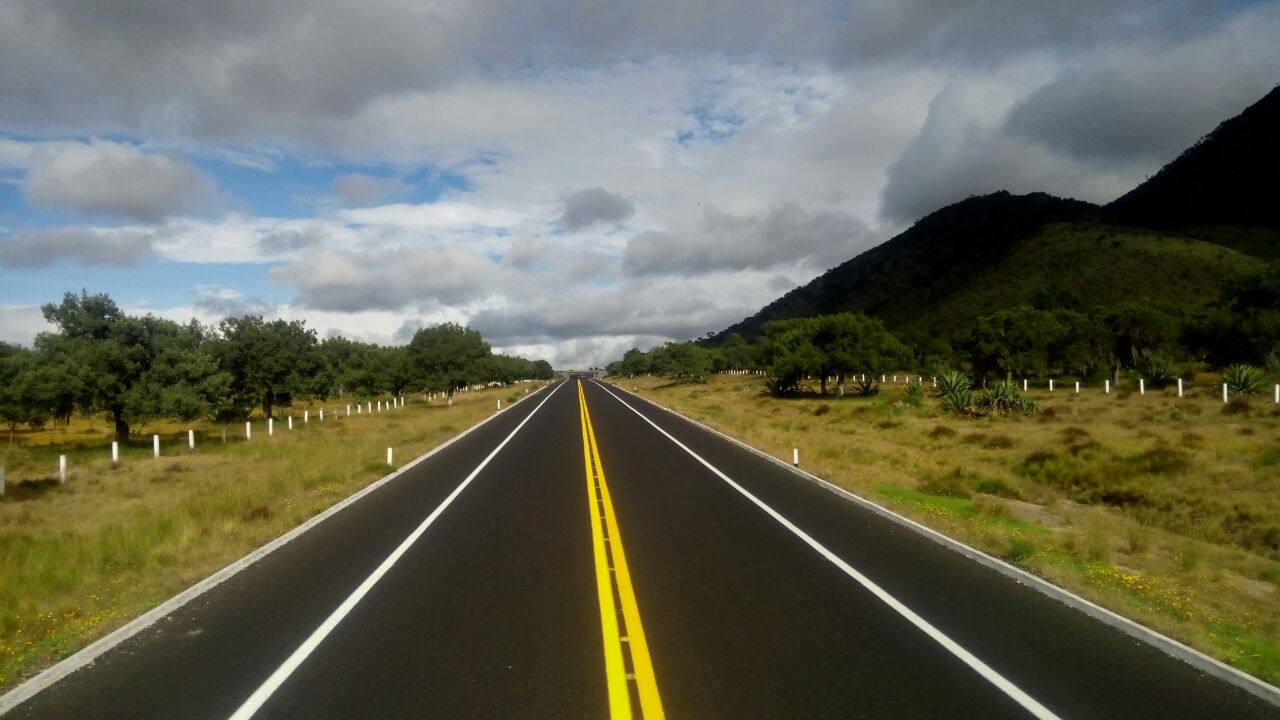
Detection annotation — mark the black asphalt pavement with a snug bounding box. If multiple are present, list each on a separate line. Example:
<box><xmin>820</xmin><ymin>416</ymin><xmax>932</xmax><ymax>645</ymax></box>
<box><xmin>3</xmin><ymin>378</ymin><xmax>1277</xmax><ymax>719</ymax></box>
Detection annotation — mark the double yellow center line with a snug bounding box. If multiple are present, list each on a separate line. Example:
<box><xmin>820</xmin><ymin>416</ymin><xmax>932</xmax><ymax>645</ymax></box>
<box><xmin>577</xmin><ymin>381</ymin><xmax>665</xmax><ymax>720</ymax></box>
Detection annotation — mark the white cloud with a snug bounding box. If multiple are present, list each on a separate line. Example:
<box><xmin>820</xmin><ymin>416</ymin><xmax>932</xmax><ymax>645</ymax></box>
<box><xmin>23</xmin><ymin>140</ymin><xmax>214</xmax><ymax>221</ymax></box>
<box><xmin>331</xmin><ymin>173</ymin><xmax>412</xmax><ymax>206</ymax></box>
<box><xmin>0</xmin><ymin>226</ymin><xmax>156</xmax><ymax>267</ymax></box>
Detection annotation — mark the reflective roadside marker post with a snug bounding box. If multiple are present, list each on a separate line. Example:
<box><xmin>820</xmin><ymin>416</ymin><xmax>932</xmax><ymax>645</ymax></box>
<box><xmin>288</xmin><ymin>416</ymin><xmax>293</xmax><ymax>431</ymax></box>
<box><xmin>386</xmin><ymin>447</ymin><xmax>393</xmax><ymax>467</ymax></box>
<box><xmin>59</xmin><ymin>455</ymin><xmax>67</xmax><ymax>484</ymax></box>
<box><xmin>153</xmin><ymin>434</ymin><xmax>160</xmax><ymax>459</ymax></box>
<box><xmin>497</xmin><ymin>400</ymin><xmax>502</xmax><ymax>411</ymax></box>
<box><xmin>188</xmin><ymin>429</ymin><xmax>195</xmax><ymax>449</ymax></box>
<box><xmin>246</xmin><ymin>421</ymin><xmax>252</xmax><ymax>440</ymax></box>
<box><xmin>304</xmin><ymin>411</ymin><xmax>309</xmax><ymax>424</ymax></box>
<box><xmin>320</xmin><ymin>408</ymin><xmax>324</xmax><ymax>422</ymax></box>
<box><xmin>1023</xmin><ymin>379</ymin><xmax>1028</xmax><ymax>392</ymax></box>
<box><xmin>112</xmin><ymin>441</ymin><xmax>119</xmax><ymax>464</ymax></box>
<box><xmin>793</xmin><ymin>448</ymin><xmax>799</xmax><ymax>467</ymax></box>
<box><xmin>1223</xmin><ymin>383</ymin><xmax>1229</xmax><ymax>403</ymax></box>
<box><xmin>1275</xmin><ymin>384</ymin><xmax>1279</xmax><ymax>404</ymax></box>
<box><xmin>268</xmin><ymin>418</ymin><xmax>274</xmax><ymax>437</ymax></box>
<box><xmin>346</xmin><ymin>404</ymin><xmax>351</xmax><ymax>416</ymax></box>
<box><xmin>1105</xmin><ymin>380</ymin><xmax>1111</xmax><ymax>394</ymax></box>
<box><xmin>1075</xmin><ymin>381</ymin><xmax>1080</xmax><ymax>393</ymax></box>
<box><xmin>1049</xmin><ymin>379</ymin><xmax>1054</xmax><ymax>392</ymax></box>
<box><xmin>1140</xmin><ymin>379</ymin><xmax>1146</xmax><ymax>395</ymax></box>
<box><xmin>1178</xmin><ymin>378</ymin><xmax>1184</xmax><ymax>398</ymax></box>
<box><xmin>0</xmin><ymin>466</ymin><xmax>5</xmax><ymax>497</ymax></box>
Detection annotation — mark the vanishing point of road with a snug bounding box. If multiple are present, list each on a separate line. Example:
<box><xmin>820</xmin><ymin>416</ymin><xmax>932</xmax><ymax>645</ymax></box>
<box><xmin>3</xmin><ymin>380</ymin><xmax>1277</xmax><ymax>718</ymax></box>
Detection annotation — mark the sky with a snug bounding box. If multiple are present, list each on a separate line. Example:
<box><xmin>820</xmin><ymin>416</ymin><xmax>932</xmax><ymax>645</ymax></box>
<box><xmin>1</xmin><ymin>1</ymin><xmax>1278</xmax><ymax>368</ymax></box>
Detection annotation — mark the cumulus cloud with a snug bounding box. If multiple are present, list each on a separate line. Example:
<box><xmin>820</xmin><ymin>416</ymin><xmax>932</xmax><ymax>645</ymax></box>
<box><xmin>23</xmin><ymin>141</ymin><xmax>213</xmax><ymax>221</ymax></box>
<box><xmin>267</xmin><ymin>244</ymin><xmax>501</xmax><ymax>312</ymax></box>
<box><xmin>623</xmin><ymin>203</ymin><xmax>875</xmax><ymax>277</ymax></box>
<box><xmin>0</xmin><ymin>226</ymin><xmax>155</xmax><ymax>267</ymax></box>
<box><xmin>331</xmin><ymin>173</ymin><xmax>412</xmax><ymax>206</ymax></box>
<box><xmin>561</xmin><ymin>187</ymin><xmax>634</xmax><ymax>229</ymax></box>
<box><xmin>192</xmin><ymin>286</ymin><xmax>277</xmax><ymax>318</ymax></box>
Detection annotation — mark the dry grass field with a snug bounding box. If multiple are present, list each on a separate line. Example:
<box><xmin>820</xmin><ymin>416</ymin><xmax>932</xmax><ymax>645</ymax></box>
<box><xmin>615</xmin><ymin>373</ymin><xmax>1280</xmax><ymax>684</ymax></box>
<box><xmin>0</xmin><ymin>383</ymin><xmax>542</xmax><ymax>691</ymax></box>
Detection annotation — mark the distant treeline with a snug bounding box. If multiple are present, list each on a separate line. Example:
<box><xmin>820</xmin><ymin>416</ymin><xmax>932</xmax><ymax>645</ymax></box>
<box><xmin>608</xmin><ymin>262</ymin><xmax>1280</xmax><ymax>393</ymax></box>
<box><xmin>0</xmin><ymin>292</ymin><xmax>553</xmax><ymax>441</ymax></box>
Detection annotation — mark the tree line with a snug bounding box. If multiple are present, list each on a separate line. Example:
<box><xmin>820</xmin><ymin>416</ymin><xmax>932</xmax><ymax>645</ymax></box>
<box><xmin>0</xmin><ymin>292</ymin><xmax>553</xmax><ymax>442</ymax></box>
<box><xmin>607</xmin><ymin>262</ymin><xmax>1280</xmax><ymax>394</ymax></box>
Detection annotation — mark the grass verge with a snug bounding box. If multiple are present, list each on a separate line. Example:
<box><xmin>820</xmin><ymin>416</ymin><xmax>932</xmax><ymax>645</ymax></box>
<box><xmin>614</xmin><ymin>374</ymin><xmax>1280</xmax><ymax>684</ymax></box>
<box><xmin>0</xmin><ymin>385</ymin><xmax>542</xmax><ymax>691</ymax></box>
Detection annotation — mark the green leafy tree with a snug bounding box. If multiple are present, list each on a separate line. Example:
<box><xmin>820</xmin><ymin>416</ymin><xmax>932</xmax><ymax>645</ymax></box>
<box><xmin>648</xmin><ymin>342</ymin><xmax>711</xmax><ymax>382</ymax></box>
<box><xmin>761</xmin><ymin>318</ymin><xmax>824</xmax><ymax>394</ymax></box>
<box><xmin>37</xmin><ymin>292</ymin><xmax>180</xmax><ymax>442</ymax></box>
<box><xmin>407</xmin><ymin>323</ymin><xmax>491</xmax><ymax>394</ymax></box>
<box><xmin>215</xmin><ymin>316</ymin><xmax>322</xmax><ymax>419</ymax></box>
<box><xmin>811</xmin><ymin>313</ymin><xmax>909</xmax><ymax>395</ymax></box>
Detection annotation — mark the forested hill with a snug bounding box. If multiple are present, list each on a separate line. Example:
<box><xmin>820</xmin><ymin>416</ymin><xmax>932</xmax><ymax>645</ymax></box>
<box><xmin>708</xmin><ymin>85</ymin><xmax>1280</xmax><ymax>346</ymax></box>
<box><xmin>710</xmin><ymin>192</ymin><xmax>1098</xmax><ymax>342</ymax></box>
<box><xmin>1107</xmin><ymin>84</ymin><xmax>1280</xmax><ymax>230</ymax></box>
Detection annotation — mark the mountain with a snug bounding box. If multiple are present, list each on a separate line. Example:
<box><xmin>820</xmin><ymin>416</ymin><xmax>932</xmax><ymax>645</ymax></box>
<box><xmin>709</xmin><ymin>86</ymin><xmax>1280</xmax><ymax>345</ymax></box>
<box><xmin>1108</xmin><ymin>84</ymin><xmax>1280</xmax><ymax>230</ymax></box>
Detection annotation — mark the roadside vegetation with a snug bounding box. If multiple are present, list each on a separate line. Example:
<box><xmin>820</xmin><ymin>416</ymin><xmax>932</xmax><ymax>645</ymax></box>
<box><xmin>617</xmin><ymin>372</ymin><xmax>1280</xmax><ymax>684</ymax></box>
<box><xmin>0</xmin><ymin>384</ymin><xmax>539</xmax><ymax>691</ymax></box>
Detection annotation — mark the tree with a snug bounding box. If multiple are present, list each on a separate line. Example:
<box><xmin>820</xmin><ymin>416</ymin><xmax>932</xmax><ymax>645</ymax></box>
<box><xmin>811</xmin><ymin>313</ymin><xmax>908</xmax><ymax>395</ymax></box>
<box><xmin>407</xmin><ymin>323</ymin><xmax>491</xmax><ymax>393</ymax></box>
<box><xmin>761</xmin><ymin>318</ymin><xmax>823</xmax><ymax>394</ymax></box>
<box><xmin>215</xmin><ymin>316</ymin><xmax>321</xmax><ymax>419</ymax></box>
<box><xmin>648</xmin><ymin>342</ymin><xmax>711</xmax><ymax>382</ymax></box>
<box><xmin>37</xmin><ymin>292</ymin><xmax>167</xmax><ymax>442</ymax></box>
<box><xmin>1103</xmin><ymin>302</ymin><xmax>1182</xmax><ymax>381</ymax></box>
<box><xmin>964</xmin><ymin>306</ymin><xmax>1066</xmax><ymax>383</ymax></box>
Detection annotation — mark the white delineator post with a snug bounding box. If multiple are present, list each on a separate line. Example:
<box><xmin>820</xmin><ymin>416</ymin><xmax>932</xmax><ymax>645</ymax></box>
<box><xmin>1178</xmin><ymin>378</ymin><xmax>1184</xmax><ymax>398</ymax></box>
<box><xmin>288</xmin><ymin>416</ymin><xmax>294</xmax><ymax>430</ymax></box>
<box><xmin>304</xmin><ymin>411</ymin><xmax>309</xmax><ymax>424</ymax></box>
<box><xmin>1223</xmin><ymin>383</ymin><xmax>1229</xmax><ymax>403</ymax></box>
<box><xmin>320</xmin><ymin>408</ymin><xmax>324</xmax><ymax>421</ymax></box>
<box><xmin>1049</xmin><ymin>379</ymin><xmax>1054</xmax><ymax>392</ymax></box>
<box><xmin>346</xmin><ymin>404</ymin><xmax>351</xmax><ymax>416</ymax></box>
<box><xmin>59</xmin><ymin>455</ymin><xmax>67</xmax><ymax>484</ymax></box>
<box><xmin>792</xmin><ymin>448</ymin><xmax>799</xmax><ymax>467</ymax></box>
<box><xmin>1023</xmin><ymin>379</ymin><xmax>1028</xmax><ymax>391</ymax></box>
<box><xmin>1275</xmin><ymin>384</ymin><xmax>1279</xmax><ymax>404</ymax></box>
<box><xmin>111</xmin><ymin>441</ymin><xmax>119</xmax><ymax>464</ymax></box>
<box><xmin>367</xmin><ymin>402</ymin><xmax>372</xmax><ymax>414</ymax></box>
<box><xmin>1075</xmin><ymin>381</ymin><xmax>1080</xmax><ymax>393</ymax></box>
<box><xmin>497</xmin><ymin>400</ymin><xmax>502</xmax><ymax>411</ymax></box>
<box><xmin>1105</xmin><ymin>380</ymin><xmax>1111</xmax><ymax>394</ymax></box>
<box><xmin>1139</xmin><ymin>379</ymin><xmax>1145</xmax><ymax>395</ymax></box>
<box><xmin>246</xmin><ymin>421</ymin><xmax>252</xmax><ymax>440</ymax></box>
<box><xmin>0</xmin><ymin>466</ymin><xmax>5</xmax><ymax>497</ymax></box>
<box><xmin>153</xmin><ymin>434</ymin><xmax>160</xmax><ymax>459</ymax></box>
<box><xmin>188</xmin><ymin>429</ymin><xmax>195</xmax><ymax>449</ymax></box>
<box><xmin>386</xmin><ymin>447</ymin><xmax>394</xmax><ymax>466</ymax></box>
<box><xmin>268</xmin><ymin>418</ymin><xmax>274</xmax><ymax>437</ymax></box>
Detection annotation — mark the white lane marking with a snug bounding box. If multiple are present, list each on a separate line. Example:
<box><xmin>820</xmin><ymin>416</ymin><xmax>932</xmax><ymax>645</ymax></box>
<box><xmin>227</xmin><ymin>381</ymin><xmax>566</xmax><ymax>720</ymax></box>
<box><xmin>593</xmin><ymin>382</ymin><xmax>1063</xmax><ymax>720</ymax></box>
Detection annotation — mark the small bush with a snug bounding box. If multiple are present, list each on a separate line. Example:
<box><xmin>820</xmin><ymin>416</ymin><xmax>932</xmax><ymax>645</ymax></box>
<box><xmin>975</xmin><ymin>478</ymin><xmax>1023</xmax><ymax>499</ymax></box>
<box><xmin>813</xmin><ymin>404</ymin><xmax>831</xmax><ymax>416</ymax></box>
<box><xmin>1222</xmin><ymin>397</ymin><xmax>1252</xmax><ymax>416</ymax></box>
<box><xmin>1143</xmin><ymin>357</ymin><xmax>1178</xmax><ymax>389</ymax></box>
<box><xmin>875</xmin><ymin>420</ymin><xmax>901</xmax><ymax>430</ymax></box>
<box><xmin>918</xmin><ymin>472</ymin><xmax>971</xmax><ymax>498</ymax></box>
<box><xmin>1023</xmin><ymin>450</ymin><xmax>1055</xmax><ymax>466</ymax></box>
<box><xmin>1179</xmin><ymin>431</ymin><xmax>1204</xmax><ymax>448</ymax></box>
<box><xmin>903</xmin><ymin>378</ymin><xmax>924</xmax><ymax>407</ymax></box>
<box><xmin>854</xmin><ymin>376</ymin><xmax>880</xmax><ymax>396</ymax></box>
<box><xmin>983</xmin><ymin>435</ymin><xmax>1015</xmax><ymax>449</ymax></box>
<box><xmin>1060</xmin><ymin>426</ymin><xmax>1091</xmax><ymax>442</ymax></box>
<box><xmin>1132</xmin><ymin>445</ymin><xmax>1190</xmax><ymax>475</ymax></box>
<box><xmin>1004</xmin><ymin>538</ymin><xmax>1037</xmax><ymax>562</ymax></box>
<box><xmin>1254</xmin><ymin>447</ymin><xmax>1280</xmax><ymax>468</ymax></box>
<box><xmin>961</xmin><ymin>433</ymin><xmax>987</xmax><ymax>445</ymax></box>
<box><xmin>935</xmin><ymin>371</ymin><xmax>977</xmax><ymax>416</ymax></box>
<box><xmin>928</xmin><ymin>424</ymin><xmax>957</xmax><ymax>439</ymax></box>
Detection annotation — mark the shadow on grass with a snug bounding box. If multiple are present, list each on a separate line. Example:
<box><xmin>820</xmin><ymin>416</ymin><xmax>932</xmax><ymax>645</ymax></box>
<box><xmin>1</xmin><ymin>477</ymin><xmax>62</xmax><ymax>502</ymax></box>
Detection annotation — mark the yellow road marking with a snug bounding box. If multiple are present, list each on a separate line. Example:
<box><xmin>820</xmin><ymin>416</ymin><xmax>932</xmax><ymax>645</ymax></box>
<box><xmin>578</xmin><ymin>381</ymin><xmax>666</xmax><ymax>720</ymax></box>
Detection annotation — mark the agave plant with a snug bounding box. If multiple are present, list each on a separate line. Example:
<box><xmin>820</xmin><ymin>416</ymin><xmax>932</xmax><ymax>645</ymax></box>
<box><xmin>1142</xmin><ymin>356</ymin><xmax>1177</xmax><ymax>389</ymax></box>
<box><xmin>982</xmin><ymin>381</ymin><xmax>1037</xmax><ymax>415</ymax></box>
<box><xmin>935</xmin><ymin>371</ymin><xmax>976</xmax><ymax>416</ymax></box>
<box><xmin>853</xmin><ymin>375</ymin><xmax>880</xmax><ymax>396</ymax></box>
<box><xmin>1224</xmin><ymin>363</ymin><xmax>1266</xmax><ymax>396</ymax></box>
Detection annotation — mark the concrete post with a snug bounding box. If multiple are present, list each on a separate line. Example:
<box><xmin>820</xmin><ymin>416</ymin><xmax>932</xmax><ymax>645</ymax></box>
<box><xmin>112</xmin><ymin>441</ymin><xmax>119</xmax><ymax>464</ymax></box>
<box><xmin>387</xmin><ymin>447</ymin><xmax>394</xmax><ymax>466</ymax></box>
<box><xmin>268</xmin><ymin>418</ymin><xmax>274</xmax><ymax>437</ymax></box>
<box><xmin>59</xmin><ymin>455</ymin><xmax>67</xmax><ymax>484</ymax></box>
<box><xmin>1139</xmin><ymin>379</ymin><xmax>1145</xmax><ymax>395</ymax></box>
<box><xmin>1178</xmin><ymin>378</ymin><xmax>1184</xmax><ymax>398</ymax></box>
<box><xmin>188</xmin><ymin>429</ymin><xmax>195</xmax><ymax>449</ymax></box>
<box><xmin>1049</xmin><ymin>379</ymin><xmax>1054</xmax><ymax>392</ymax></box>
<box><xmin>245</xmin><ymin>421</ymin><xmax>252</xmax><ymax>440</ymax></box>
<box><xmin>792</xmin><ymin>448</ymin><xmax>799</xmax><ymax>467</ymax></box>
<box><xmin>153</xmin><ymin>434</ymin><xmax>160</xmax><ymax>459</ymax></box>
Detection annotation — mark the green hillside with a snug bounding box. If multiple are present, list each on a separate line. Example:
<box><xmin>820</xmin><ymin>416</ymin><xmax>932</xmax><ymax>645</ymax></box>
<box><xmin>898</xmin><ymin>223</ymin><xmax>1265</xmax><ymax>340</ymax></box>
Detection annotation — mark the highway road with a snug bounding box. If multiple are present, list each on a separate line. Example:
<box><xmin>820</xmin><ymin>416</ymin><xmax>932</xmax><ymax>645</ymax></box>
<box><xmin>3</xmin><ymin>379</ymin><xmax>1277</xmax><ymax>718</ymax></box>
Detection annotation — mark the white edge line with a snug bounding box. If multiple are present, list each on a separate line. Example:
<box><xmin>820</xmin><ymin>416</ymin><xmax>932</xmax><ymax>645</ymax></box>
<box><xmin>226</xmin><ymin>379</ymin><xmax>565</xmax><ymax>719</ymax></box>
<box><xmin>593</xmin><ymin>382</ymin><xmax>1061</xmax><ymax>719</ymax></box>
<box><xmin>598</xmin><ymin>381</ymin><xmax>1280</xmax><ymax>708</ymax></box>
<box><xmin>0</xmin><ymin>382</ymin><xmax>560</xmax><ymax>717</ymax></box>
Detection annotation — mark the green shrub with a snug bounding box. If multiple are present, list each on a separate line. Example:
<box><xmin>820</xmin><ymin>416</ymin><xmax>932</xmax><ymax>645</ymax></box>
<box><xmin>903</xmin><ymin>378</ymin><xmax>924</xmax><ymax>407</ymax></box>
<box><xmin>982</xmin><ymin>381</ymin><xmax>1037</xmax><ymax>416</ymax></box>
<box><xmin>1225</xmin><ymin>364</ymin><xmax>1266</xmax><ymax>395</ymax></box>
<box><xmin>918</xmin><ymin>471</ymin><xmax>971</xmax><ymax>498</ymax></box>
<box><xmin>935</xmin><ymin>371</ymin><xmax>976</xmax><ymax>416</ymax></box>
<box><xmin>1143</xmin><ymin>357</ymin><xmax>1178</xmax><ymax>389</ymax></box>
